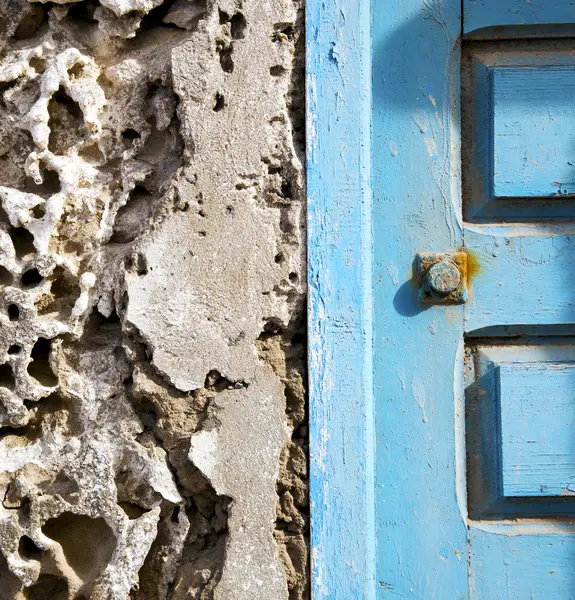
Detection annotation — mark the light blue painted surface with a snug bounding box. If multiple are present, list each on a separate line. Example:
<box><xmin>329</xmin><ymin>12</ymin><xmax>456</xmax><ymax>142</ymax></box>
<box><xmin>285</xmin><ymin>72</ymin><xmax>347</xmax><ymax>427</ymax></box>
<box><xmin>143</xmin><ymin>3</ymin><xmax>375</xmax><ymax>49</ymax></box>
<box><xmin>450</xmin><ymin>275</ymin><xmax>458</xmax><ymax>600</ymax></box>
<box><xmin>310</xmin><ymin>0</ymin><xmax>575</xmax><ymax>597</ymax></box>
<box><xmin>499</xmin><ymin>363</ymin><xmax>575</xmax><ymax>497</ymax></box>
<box><xmin>464</xmin><ymin>0</ymin><xmax>575</xmax><ymax>35</ymax></box>
<box><xmin>469</xmin><ymin>528</ymin><xmax>575</xmax><ymax>598</ymax></box>
<box><xmin>463</xmin><ymin>43</ymin><xmax>575</xmax><ymax>221</ymax></box>
<box><xmin>307</xmin><ymin>0</ymin><xmax>376</xmax><ymax>598</ymax></box>
<box><xmin>372</xmin><ymin>1</ymin><xmax>469</xmax><ymax>597</ymax></box>
<box><xmin>465</xmin><ymin>226</ymin><xmax>575</xmax><ymax>331</ymax></box>
<box><xmin>493</xmin><ymin>67</ymin><xmax>575</xmax><ymax>198</ymax></box>
<box><xmin>467</xmin><ymin>341</ymin><xmax>575</xmax><ymax>518</ymax></box>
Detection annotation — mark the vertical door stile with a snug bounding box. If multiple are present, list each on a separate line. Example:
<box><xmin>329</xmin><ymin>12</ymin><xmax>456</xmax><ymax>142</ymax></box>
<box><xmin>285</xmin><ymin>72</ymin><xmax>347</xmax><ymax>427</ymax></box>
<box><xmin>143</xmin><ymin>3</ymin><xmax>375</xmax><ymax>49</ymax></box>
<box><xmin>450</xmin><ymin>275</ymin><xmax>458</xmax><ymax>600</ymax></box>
<box><xmin>372</xmin><ymin>1</ymin><xmax>469</xmax><ymax>597</ymax></box>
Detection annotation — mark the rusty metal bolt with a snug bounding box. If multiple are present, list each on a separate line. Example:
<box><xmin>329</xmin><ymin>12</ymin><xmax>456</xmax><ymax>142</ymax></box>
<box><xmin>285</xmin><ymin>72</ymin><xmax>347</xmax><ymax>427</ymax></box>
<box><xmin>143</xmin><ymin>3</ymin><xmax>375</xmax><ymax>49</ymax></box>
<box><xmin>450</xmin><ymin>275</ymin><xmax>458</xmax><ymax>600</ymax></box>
<box><xmin>426</xmin><ymin>260</ymin><xmax>461</xmax><ymax>295</ymax></box>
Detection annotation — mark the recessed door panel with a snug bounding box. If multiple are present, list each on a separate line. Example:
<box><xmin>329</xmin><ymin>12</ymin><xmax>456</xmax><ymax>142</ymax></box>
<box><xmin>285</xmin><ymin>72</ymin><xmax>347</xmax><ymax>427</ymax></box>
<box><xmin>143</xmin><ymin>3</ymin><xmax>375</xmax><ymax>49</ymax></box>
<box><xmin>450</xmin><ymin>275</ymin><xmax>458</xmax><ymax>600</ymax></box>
<box><xmin>466</xmin><ymin>340</ymin><xmax>575</xmax><ymax>519</ymax></box>
<box><xmin>463</xmin><ymin>42</ymin><xmax>575</xmax><ymax>221</ymax></box>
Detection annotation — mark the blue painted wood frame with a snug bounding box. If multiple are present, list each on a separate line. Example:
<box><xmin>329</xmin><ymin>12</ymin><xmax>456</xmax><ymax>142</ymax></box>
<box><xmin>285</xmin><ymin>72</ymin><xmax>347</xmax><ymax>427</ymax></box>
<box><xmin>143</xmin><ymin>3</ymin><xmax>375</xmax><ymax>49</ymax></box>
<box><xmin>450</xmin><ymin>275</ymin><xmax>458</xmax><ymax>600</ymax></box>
<box><xmin>307</xmin><ymin>1</ymin><xmax>376</xmax><ymax>599</ymax></box>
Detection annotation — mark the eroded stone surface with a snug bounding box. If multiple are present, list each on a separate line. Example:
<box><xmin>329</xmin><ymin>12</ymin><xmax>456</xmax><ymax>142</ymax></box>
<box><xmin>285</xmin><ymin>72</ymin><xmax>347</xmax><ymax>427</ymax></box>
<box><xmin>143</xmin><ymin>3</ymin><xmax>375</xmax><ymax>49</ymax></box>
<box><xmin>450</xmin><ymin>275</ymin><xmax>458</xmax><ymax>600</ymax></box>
<box><xmin>0</xmin><ymin>0</ymin><xmax>306</xmax><ymax>598</ymax></box>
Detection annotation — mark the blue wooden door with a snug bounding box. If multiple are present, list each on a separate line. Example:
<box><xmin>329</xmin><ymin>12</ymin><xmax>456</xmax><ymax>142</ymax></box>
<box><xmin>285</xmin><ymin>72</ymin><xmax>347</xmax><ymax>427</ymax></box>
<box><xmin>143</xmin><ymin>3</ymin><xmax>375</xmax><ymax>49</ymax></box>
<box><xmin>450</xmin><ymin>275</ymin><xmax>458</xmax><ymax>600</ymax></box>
<box><xmin>309</xmin><ymin>1</ymin><xmax>575</xmax><ymax>598</ymax></box>
<box><xmin>372</xmin><ymin>1</ymin><xmax>575</xmax><ymax>598</ymax></box>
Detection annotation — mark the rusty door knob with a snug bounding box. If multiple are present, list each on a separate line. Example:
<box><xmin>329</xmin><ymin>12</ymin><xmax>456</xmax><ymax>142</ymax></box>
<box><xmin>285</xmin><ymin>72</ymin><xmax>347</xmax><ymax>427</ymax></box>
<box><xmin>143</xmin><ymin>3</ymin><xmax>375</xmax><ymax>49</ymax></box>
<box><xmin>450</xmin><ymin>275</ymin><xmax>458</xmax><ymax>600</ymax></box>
<box><xmin>426</xmin><ymin>260</ymin><xmax>461</xmax><ymax>295</ymax></box>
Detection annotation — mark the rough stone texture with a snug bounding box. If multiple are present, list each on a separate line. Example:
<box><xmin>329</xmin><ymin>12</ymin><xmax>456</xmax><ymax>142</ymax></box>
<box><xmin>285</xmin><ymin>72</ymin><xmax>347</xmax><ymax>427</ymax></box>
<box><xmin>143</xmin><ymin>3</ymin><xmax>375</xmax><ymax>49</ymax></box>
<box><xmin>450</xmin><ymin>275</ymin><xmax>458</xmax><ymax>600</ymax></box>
<box><xmin>0</xmin><ymin>0</ymin><xmax>307</xmax><ymax>598</ymax></box>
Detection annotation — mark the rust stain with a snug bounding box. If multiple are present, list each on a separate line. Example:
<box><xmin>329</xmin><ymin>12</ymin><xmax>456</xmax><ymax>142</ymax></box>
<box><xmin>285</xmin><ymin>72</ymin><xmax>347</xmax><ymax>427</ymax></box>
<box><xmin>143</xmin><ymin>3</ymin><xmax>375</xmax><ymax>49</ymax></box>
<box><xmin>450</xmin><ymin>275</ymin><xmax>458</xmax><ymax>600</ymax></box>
<box><xmin>465</xmin><ymin>249</ymin><xmax>482</xmax><ymax>283</ymax></box>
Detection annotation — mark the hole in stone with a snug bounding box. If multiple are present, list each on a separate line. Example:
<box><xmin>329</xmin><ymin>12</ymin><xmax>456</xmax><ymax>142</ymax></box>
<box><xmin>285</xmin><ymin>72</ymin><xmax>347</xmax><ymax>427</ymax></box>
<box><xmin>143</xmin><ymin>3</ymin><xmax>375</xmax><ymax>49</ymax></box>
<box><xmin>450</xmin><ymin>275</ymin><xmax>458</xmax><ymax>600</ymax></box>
<box><xmin>52</xmin><ymin>87</ymin><xmax>82</xmax><ymax>118</ymax></box>
<box><xmin>32</xmin><ymin>204</ymin><xmax>45</xmax><ymax>219</ymax></box>
<box><xmin>19</xmin><ymin>535</ymin><xmax>43</xmax><ymax>560</ymax></box>
<box><xmin>289</xmin><ymin>272</ymin><xmax>298</xmax><ymax>283</ymax></box>
<box><xmin>8</xmin><ymin>304</ymin><xmax>19</xmax><ymax>321</ymax></box>
<box><xmin>122</xmin><ymin>128</ymin><xmax>140</xmax><ymax>141</ymax></box>
<box><xmin>8</xmin><ymin>345</ymin><xmax>22</xmax><ymax>355</ymax></box>
<box><xmin>21</xmin><ymin>268</ymin><xmax>43</xmax><ymax>288</ymax></box>
<box><xmin>24</xmin><ymin>574</ymin><xmax>68</xmax><ymax>600</ymax></box>
<box><xmin>0</xmin><ymin>364</ymin><xmax>15</xmax><ymax>390</ymax></box>
<box><xmin>273</xmin><ymin>23</ymin><xmax>295</xmax><ymax>40</ymax></box>
<box><xmin>280</xmin><ymin>213</ymin><xmax>294</xmax><ymax>234</ymax></box>
<box><xmin>42</xmin><ymin>513</ymin><xmax>117</xmax><ymax>585</ymax></box>
<box><xmin>27</xmin><ymin>338</ymin><xmax>57</xmax><ymax>387</ymax></box>
<box><xmin>230</xmin><ymin>12</ymin><xmax>247</xmax><ymax>38</ymax></box>
<box><xmin>28</xmin><ymin>56</ymin><xmax>46</xmax><ymax>73</ymax></box>
<box><xmin>79</xmin><ymin>142</ymin><xmax>105</xmax><ymax>164</ymax></box>
<box><xmin>213</xmin><ymin>92</ymin><xmax>225</xmax><ymax>112</ymax></box>
<box><xmin>218</xmin><ymin>44</ymin><xmax>234</xmax><ymax>73</ymax></box>
<box><xmin>14</xmin><ymin>5</ymin><xmax>48</xmax><ymax>40</ymax></box>
<box><xmin>48</xmin><ymin>87</ymin><xmax>84</xmax><ymax>153</ymax></box>
<box><xmin>126</xmin><ymin>253</ymin><xmax>148</xmax><ymax>276</ymax></box>
<box><xmin>9</xmin><ymin>227</ymin><xmax>35</xmax><ymax>260</ymax></box>
<box><xmin>204</xmin><ymin>370</ymin><xmax>234</xmax><ymax>392</ymax></box>
<box><xmin>50</xmin><ymin>271</ymin><xmax>74</xmax><ymax>297</ymax></box>
<box><xmin>0</xmin><ymin>546</ymin><xmax>21</xmax><ymax>596</ymax></box>
<box><xmin>219</xmin><ymin>9</ymin><xmax>229</xmax><ymax>23</ymax></box>
<box><xmin>67</xmin><ymin>0</ymin><xmax>98</xmax><ymax>24</ymax></box>
<box><xmin>226</xmin><ymin>205</ymin><xmax>233</xmax><ymax>215</ymax></box>
<box><xmin>119</xmin><ymin>501</ymin><xmax>148</xmax><ymax>520</ymax></box>
<box><xmin>0</xmin><ymin>266</ymin><xmax>12</xmax><ymax>286</ymax></box>
<box><xmin>274</xmin><ymin>253</ymin><xmax>284</xmax><ymax>264</ymax></box>
<box><xmin>111</xmin><ymin>186</ymin><xmax>153</xmax><ymax>243</ymax></box>
<box><xmin>24</xmin><ymin>164</ymin><xmax>61</xmax><ymax>198</ymax></box>
<box><xmin>36</xmin><ymin>267</ymin><xmax>79</xmax><ymax>319</ymax></box>
<box><xmin>281</xmin><ymin>179</ymin><xmax>293</xmax><ymax>199</ymax></box>
<box><xmin>121</xmin><ymin>128</ymin><xmax>140</xmax><ymax>149</ymax></box>
<box><xmin>67</xmin><ymin>62</ymin><xmax>85</xmax><ymax>80</ymax></box>
<box><xmin>270</xmin><ymin>65</ymin><xmax>286</xmax><ymax>77</ymax></box>
<box><xmin>139</xmin><ymin>0</ymin><xmax>184</xmax><ymax>31</ymax></box>
<box><xmin>259</xmin><ymin>317</ymin><xmax>284</xmax><ymax>340</ymax></box>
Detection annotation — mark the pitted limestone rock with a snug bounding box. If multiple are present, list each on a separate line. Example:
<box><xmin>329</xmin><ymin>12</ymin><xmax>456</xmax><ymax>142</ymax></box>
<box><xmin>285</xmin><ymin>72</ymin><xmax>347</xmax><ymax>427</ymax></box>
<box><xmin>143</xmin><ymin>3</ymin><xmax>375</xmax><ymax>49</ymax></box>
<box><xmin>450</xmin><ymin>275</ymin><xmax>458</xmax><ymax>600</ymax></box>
<box><xmin>0</xmin><ymin>0</ymin><xmax>306</xmax><ymax>597</ymax></box>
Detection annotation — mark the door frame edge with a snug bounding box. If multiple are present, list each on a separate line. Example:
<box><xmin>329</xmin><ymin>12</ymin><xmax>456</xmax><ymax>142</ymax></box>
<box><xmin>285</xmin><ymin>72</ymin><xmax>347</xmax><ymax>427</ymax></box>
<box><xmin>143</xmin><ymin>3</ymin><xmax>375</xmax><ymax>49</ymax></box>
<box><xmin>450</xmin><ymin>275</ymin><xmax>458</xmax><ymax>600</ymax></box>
<box><xmin>306</xmin><ymin>1</ymin><xmax>376</xmax><ymax>598</ymax></box>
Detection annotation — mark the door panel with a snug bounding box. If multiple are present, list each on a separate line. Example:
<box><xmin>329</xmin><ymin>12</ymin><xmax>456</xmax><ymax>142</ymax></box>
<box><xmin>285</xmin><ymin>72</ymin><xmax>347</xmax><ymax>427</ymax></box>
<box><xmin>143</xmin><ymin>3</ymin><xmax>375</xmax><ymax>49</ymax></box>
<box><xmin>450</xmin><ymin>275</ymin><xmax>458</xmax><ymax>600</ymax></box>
<box><xmin>373</xmin><ymin>1</ymin><xmax>575</xmax><ymax>598</ymax></box>
<box><xmin>463</xmin><ymin>41</ymin><xmax>575</xmax><ymax>221</ymax></box>
<box><xmin>466</xmin><ymin>340</ymin><xmax>575</xmax><ymax>517</ymax></box>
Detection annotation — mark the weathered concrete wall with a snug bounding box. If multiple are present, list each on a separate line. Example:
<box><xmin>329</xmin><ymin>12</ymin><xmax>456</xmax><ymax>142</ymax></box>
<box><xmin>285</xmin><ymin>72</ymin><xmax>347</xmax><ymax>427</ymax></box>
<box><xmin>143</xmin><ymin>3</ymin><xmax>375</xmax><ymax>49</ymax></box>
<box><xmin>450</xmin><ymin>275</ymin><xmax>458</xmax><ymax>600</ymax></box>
<box><xmin>0</xmin><ymin>0</ymin><xmax>307</xmax><ymax>598</ymax></box>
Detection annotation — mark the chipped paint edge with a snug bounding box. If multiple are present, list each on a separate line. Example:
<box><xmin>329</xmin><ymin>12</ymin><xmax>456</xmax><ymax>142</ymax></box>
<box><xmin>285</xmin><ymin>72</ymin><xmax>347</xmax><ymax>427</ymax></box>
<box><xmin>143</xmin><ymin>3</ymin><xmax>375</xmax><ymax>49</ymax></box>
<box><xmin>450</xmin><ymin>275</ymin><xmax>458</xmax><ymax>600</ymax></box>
<box><xmin>307</xmin><ymin>0</ymin><xmax>376</xmax><ymax>598</ymax></box>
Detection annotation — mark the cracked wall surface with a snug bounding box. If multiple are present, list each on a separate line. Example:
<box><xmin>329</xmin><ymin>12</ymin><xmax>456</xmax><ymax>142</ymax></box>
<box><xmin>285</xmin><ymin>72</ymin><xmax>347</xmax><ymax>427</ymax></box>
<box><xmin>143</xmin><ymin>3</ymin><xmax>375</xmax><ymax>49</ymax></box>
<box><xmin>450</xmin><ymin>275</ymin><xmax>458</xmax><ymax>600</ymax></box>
<box><xmin>0</xmin><ymin>0</ymin><xmax>307</xmax><ymax>598</ymax></box>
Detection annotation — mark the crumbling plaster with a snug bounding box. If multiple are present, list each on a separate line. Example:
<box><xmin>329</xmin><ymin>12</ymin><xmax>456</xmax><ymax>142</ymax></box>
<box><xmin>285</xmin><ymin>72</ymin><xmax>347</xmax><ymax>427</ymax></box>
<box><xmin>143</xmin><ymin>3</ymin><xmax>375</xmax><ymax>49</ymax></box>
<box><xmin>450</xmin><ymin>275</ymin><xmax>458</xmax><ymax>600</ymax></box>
<box><xmin>0</xmin><ymin>0</ymin><xmax>307</xmax><ymax>598</ymax></box>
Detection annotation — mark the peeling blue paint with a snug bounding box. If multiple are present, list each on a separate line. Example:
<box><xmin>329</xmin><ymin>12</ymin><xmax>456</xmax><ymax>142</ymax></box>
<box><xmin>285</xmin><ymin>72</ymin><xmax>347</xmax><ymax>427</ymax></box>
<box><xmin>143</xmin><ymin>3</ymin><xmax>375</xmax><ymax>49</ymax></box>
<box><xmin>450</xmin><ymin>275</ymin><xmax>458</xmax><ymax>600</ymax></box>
<box><xmin>307</xmin><ymin>0</ymin><xmax>376</xmax><ymax>599</ymax></box>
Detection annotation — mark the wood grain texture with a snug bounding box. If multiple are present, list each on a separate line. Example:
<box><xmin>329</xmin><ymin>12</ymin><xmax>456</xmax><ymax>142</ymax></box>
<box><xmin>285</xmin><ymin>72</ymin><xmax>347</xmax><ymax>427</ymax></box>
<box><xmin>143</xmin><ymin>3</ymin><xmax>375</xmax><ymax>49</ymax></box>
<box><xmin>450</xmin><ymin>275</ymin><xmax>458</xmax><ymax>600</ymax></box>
<box><xmin>372</xmin><ymin>1</ymin><xmax>469</xmax><ymax>597</ymax></box>
<box><xmin>307</xmin><ymin>1</ymin><xmax>376</xmax><ymax>598</ymax></box>
<box><xmin>464</xmin><ymin>0</ymin><xmax>575</xmax><ymax>36</ymax></box>
<box><xmin>463</xmin><ymin>43</ymin><xmax>575</xmax><ymax>221</ymax></box>
<box><xmin>465</xmin><ymin>226</ymin><xmax>575</xmax><ymax>331</ymax></box>
<box><xmin>467</xmin><ymin>341</ymin><xmax>575</xmax><ymax>518</ymax></box>
<box><xmin>493</xmin><ymin>66</ymin><xmax>575</xmax><ymax>198</ymax></box>
<box><xmin>499</xmin><ymin>363</ymin><xmax>575</xmax><ymax>497</ymax></box>
<box><xmin>469</xmin><ymin>528</ymin><xmax>575</xmax><ymax>599</ymax></box>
